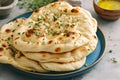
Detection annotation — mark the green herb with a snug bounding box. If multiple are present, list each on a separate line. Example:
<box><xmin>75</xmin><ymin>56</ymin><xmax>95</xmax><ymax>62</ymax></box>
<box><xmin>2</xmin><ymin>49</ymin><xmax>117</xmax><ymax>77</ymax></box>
<box><xmin>28</xmin><ymin>26</ymin><xmax>31</xmax><ymax>28</ymax></box>
<box><xmin>87</xmin><ymin>48</ymin><xmax>90</xmax><ymax>51</ymax></box>
<box><xmin>35</xmin><ymin>23</ymin><xmax>41</xmax><ymax>26</ymax></box>
<box><xmin>55</xmin><ymin>42</ymin><xmax>59</xmax><ymax>44</ymax></box>
<box><xmin>72</xmin><ymin>23</ymin><xmax>75</xmax><ymax>27</ymax></box>
<box><xmin>28</xmin><ymin>22</ymin><xmax>33</xmax><ymax>24</ymax></box>
<box><xmin>18</xmin><ymin>32</ymin><xmax>21</xmax><ymax>35</ymax></box>
<box><xmin>111</xmin><ymin>58</ymin><xmax>117</xmax><ymax>63</ymax></box>
<box><xmin>64</xmin><ymin>30</ymin><xmax>69</xmax><ymax>33</ymax></box>
<box><xmin>18</xmin><ymin>0</ymin><xmax>56</xmax><ymax>11</ymax></box>
<box><xmin>109</xmin><ymin>50</ymin><xmax>112</xmax><ymax>53</ymax></box>
<box><xmin>53</xmin><ymin>15</ymin><xmax>57</xmax><ymax>21</ymax></box>
<box><xmin>79</xmin><ymin>33</ymin><xmax>81</xmax><ymax>36</ymax></box>
<box><xmin>84</xmin><ymin>63</ymin><xmax>88</xmax><ymax>67</ymax></box>
<box><xmin>51</xmin><ymin>31</ymin><xmax>57</xmax><ymax>36</ymax></box>
<box><xmin>35</xmin><ymin>31</ymin><xmax>40</xmax><ymax>36</ymax></box>
<box><xmin>58</xmin><ymin>24</ymin><xmax>63</xmax><ymax>29</ymax></box>
<box><xmin>37</xmin><ymin>18</ymin><xmax>42</xmax><ymax>21</ymax></box>
<box><xmin>22</xmin><ymin>32</ymin><xmax>25</xmax><ymax>34</ymax></box>
<box><xmin>12</xmin><ymin>29</ymin><xmax>16</xmax><ymax>32</ymax></box>
<box><xmin>7</xmin><ymin>37</ymin><xmax>10</xmax><ymax>40</ymax></box>
<box><xmin>17</xmin><ymin>24</ymin><xmax>20</xmax><ymax>27</ymax></box>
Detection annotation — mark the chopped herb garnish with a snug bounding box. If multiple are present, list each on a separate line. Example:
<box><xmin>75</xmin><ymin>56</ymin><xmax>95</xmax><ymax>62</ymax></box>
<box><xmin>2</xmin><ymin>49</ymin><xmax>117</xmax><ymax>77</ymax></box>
<box><xmin>111</xmin><ymin>58</ymin><xmax>117</xmax><ymax>63</ymax></box>
<box><xmin>64</xmin><ymin>30</ymin><xmax>69</xmax><ymax>33</ymax></box>
<box><xmin>18</xmin><ymin>0</ymin><xmax>55</xmax><ymax>11</ymax></box>
<box><xmin>22</xmin><ymin>32</ymin><xmax>25</xmax><ymax>34</ymax></box>
<box><xmin>37</xmin><ymin>18</ymin><xmax>42</xmax><ymax>21</ymax></box>
<box><xmin>35</xmin><ymin>31</ymin><xmax>40</xmax><ymax>36</ymax></box>
<box><xmin>51</xmin><ymin>31</ymin><xmax>57</xmax><ymax>36</ymax></box>
<box><xmin>76</xmin><ymin>19</ymin><xmax>79</xmax><ymax>22</ymax></box>
<box><xmin>45</xmin><ymin>26</ymin><xmax>49</xmax><ymax>29</ymax></box>
<box><xmin>109</xmin><ymin>50</ymin><xmax>112</xmax><ymax>53</ymax></box>
<box><xmin>72</xmin><ymin>23</ymin><xmax>75</xmax><ymax>27</ymax></box>
<box><xmin>29</xmin><ymin>26</ymin><xmax>31</xmax><ymax>28</ymax></box>
<box><xmin>58</xmin><ymin>24</ymin><xmax>63</xmax><ymax>29</ymax></box>
<box><xmin>53</xmin><ymin>15</ymin><xmax>57</xmax><ymax>21</ymax></box>
<box><xmin>55</xmin><ymin>42</ymin><xmax>59</xmax><ymax>44</ymax></box>
<box><xmin>35</xmin><ymin>23</ymin><xmax>41</xmax><ymax>26</ymax></box>
<box><xmin>18</xmin><ymin>32</ymin><xmax>21</xmax><ymax>35</ymax></box>
<box><xmin>7</xmin><ymin>37</ymin><xmax>10</xmax><ymax>40</ymax></box>
<box><xmin>17</xmin><ymin>24</ymin><xmax>20</xmax><ymax>27</ymax></box>
<box><xmin>84</xmin><ymin>63</ymin><xmax>88</xmax><ymax>67</ymax></box>
<box><xmin>88</xmin><ymin>49</ymin><xmax>90</xmax><ymax>51</ymax></box>
<box><xmin>28</xmin><ymin>22</ymin><xmax>33</xmax><ymax>24</ymax></box>
<box><xmin>74</xmin><ymin>42</ymin><xmax>76</xmax><ymax>45</ymax></box>
<box><xmin>12</xmin><ymin>29</ymin><xmax>16</xmax><ymax>32</ymax></box>
<box><xmin>79</xmin><ymin>33</ymin><xmax>81</xmax><ymax>36</ymax></box>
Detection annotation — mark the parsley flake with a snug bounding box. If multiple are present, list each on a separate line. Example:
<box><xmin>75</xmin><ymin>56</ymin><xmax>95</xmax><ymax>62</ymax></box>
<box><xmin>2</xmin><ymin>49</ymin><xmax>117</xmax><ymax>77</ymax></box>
<box><xmin>84</xmin><ymin>63</ymin><xmax>88</xmax><ymax>67</ymax></box>
<box><xmin>18</xmin><ymin>32</ymin><xmax>21</xmax><ymax>35</ymax></box>
<box><xmin>111</xmin><ymin>58</ymin><xmax>117</xmax><ymax>63</ymax></box>
<box><xmin>109</xmin><ymin>50</ymin><xmax>112</xmax><ymax>53</ymax></box>
<box><xmin>12</xmin><ymin>29</ymin><xmax>16</xmax><ymax>32</ymax></box>
<box><xmin>35</xmin><ymin>31</ymin><xmax>40</xmax><ymax>36</ymax></box>
<box><xmin>64</xmin><ymin>30</ymin><xmax>69</xmax><ymax>33</ymax></box>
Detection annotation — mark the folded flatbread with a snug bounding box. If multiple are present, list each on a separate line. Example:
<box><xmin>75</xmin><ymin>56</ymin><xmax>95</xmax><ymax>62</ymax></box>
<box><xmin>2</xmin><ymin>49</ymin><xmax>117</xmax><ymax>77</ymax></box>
<box><xmin>0</xmin><ymin>1</ymin><xmax>98</xmax><ymax>72</ymax></box>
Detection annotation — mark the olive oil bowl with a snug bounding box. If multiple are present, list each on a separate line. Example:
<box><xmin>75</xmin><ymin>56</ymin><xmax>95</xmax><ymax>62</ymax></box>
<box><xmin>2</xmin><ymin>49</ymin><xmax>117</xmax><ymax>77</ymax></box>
<box><xmin>93</xmin><ymin>0</ymin><xmax>120</xmax><ymax>20</ymax></box>
<box><xmin>0</xmin><ymin>0</ymin><xmax>18</xmax><ymax>19</ymax></box>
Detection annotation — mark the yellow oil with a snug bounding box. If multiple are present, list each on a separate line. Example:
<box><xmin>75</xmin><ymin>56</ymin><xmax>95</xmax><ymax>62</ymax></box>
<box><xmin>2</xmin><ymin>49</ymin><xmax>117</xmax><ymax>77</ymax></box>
<box><xmin>97</xmin><ymin>0</ymin><xmax>120</xmax><ymax>10</ymax></box>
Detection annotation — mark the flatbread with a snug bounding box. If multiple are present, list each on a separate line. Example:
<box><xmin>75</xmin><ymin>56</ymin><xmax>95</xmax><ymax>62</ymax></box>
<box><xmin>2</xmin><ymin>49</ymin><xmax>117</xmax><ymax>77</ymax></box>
<box><xmin>22</xmin><ymin>34</ymin><xmax>97</xmax><ymax>63</ymax></box>
<box><xmin>0</xmin><ymin>18</ymin><xmax>26</xmax><ymax>63</ymax></box>
<box><xmin>0</xmin><ymin>1</ymin><xmax>98</xmax><ymax>72</ymax></box>
<box><xmin>13</xmin><ymin>53</ymin><xmax>46</xmax><ymax>72</ymax></box>
<box><xmin>40</xmin><ymin>57</ymin><xmax>86</xmax><ymax>71</ymax></box>
<box><xmin>12</xmin><ymin>1</ymin><xmax>97</xmax><ymax>53</ymax></box>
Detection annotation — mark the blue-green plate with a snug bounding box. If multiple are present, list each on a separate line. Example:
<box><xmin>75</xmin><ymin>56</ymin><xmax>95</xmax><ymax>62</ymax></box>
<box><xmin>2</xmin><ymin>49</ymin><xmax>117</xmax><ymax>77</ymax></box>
<box><xmin>7</xmin><ymin>12</ymin><xmax>105</xmax><ymax>80</ymax></box>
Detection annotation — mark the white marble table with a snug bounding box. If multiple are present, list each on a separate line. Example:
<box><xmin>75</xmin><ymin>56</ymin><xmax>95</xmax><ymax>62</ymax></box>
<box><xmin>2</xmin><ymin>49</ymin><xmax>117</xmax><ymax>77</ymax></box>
<box><xmin>0</xmin><ymin>0</ymin><xmax>120</xmax><ymax>80</ymax></box>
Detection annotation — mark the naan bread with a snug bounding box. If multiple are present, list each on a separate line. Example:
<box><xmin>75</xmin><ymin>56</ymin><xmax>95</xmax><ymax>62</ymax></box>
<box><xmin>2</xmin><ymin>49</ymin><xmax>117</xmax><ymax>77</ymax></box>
<box><xmin>12</xmin><ymin>1</ymin><xmax>97</xmax><ymax>53</ymax></box>
<box><xmin>22</xmin><ymin>34</ymin><xmax>97</xmax><ymax>63</ymax></box>
<box><xmin>0</xmin><ymin>1</ymin><xmax>98</xmax><ymax>72</ymax></box>
<box><xmin>0</xmin><ymin>18</ymin><xmax>26</xmax><ymax>63</ymax></box>
<box><xmin>40</xmin><ymin>57</ymin><xmax>86</xmax><ymax>71</ymax></box>
<box><xmin>13</xmin><ymin>53</ymin><xmax>46</xmax><ymax>72</ymax></box>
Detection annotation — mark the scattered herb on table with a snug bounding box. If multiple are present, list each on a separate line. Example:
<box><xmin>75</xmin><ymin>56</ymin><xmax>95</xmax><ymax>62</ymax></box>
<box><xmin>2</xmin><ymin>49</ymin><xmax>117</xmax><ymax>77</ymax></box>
<box><xmin>18</xmin><ymin>0</ymin><xmax>57</xmax><ymax>11</ymax></box>
<box><xmin>84</xmin><ymin>63</ymin><xmax>88</xmax><ymax>67</ymax></box>
<box><xmin>109</xmin><ymin>49</ymin><xmax>112</xmax><ymax>53</ymax></box>
<box><xmin>111</xmin><ymin>58</ymin><xmax>117</xmax><ymax>63</ymax></box>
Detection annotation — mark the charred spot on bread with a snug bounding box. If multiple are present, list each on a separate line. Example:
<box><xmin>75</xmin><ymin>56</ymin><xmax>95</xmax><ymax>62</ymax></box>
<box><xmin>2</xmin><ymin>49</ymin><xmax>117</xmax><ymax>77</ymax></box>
<box><xmin>64</xmin><ymin>32</ymin><xmax>76</xmax><ymax>37</ymax></box>
<box><xmin>55</xmin><ymin>47</ymin><xmax>61</xmax><ymax>52</ymax></box>
<box><xmin>26</xmin><ymin>29</ymin><xmax>34</xmax><ymax>37</ymax></box>
<box><xmin>2</xmin><ymin>44</ymin><xmax>6</xmax><ymax>47</ymax></box>
<box><xmin>93</xmin><ymin>35</ymin><xmax>97</xmax><ymax>39</ymax></box>
<box><xmin>5</xmin><ymin>29</ymin><xmax>11</xmax><ymax>33</ymax></box>
<box><xmin>71</xmin><ymin>8</ymin><xmax>79</xmax><ymax>13</ymax></box>
<box><xmin>34</xmin><ymin>9</ymin><xmax>40</xmax><ymax>13</ymax></box>
<box><xmin>0</xmin><ymin>47</ymin><xmax>4</xmax><ymax>52</ymax></box>
<box><xmin>48</xmin><ymin>40</ymin><xmax>53</xmax><ymax>44</ymax></box>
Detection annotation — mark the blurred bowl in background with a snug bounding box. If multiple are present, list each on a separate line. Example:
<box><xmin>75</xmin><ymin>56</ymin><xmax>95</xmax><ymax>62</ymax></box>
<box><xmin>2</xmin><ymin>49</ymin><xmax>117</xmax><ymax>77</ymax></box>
<box><xmin>0</xmin><ymin>0</ymin><xmax>18</xmax><ymax>19</ymax></box>
<box><xmin>93</xmin><ymin>0</ymin><xmax>120</xmax><ymax>20</ymax></box>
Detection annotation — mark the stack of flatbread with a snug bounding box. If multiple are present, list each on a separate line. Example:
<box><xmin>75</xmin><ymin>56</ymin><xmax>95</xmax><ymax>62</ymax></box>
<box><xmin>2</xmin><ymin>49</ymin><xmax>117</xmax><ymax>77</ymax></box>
<box><xmin>0</xmin><ymin>1</ymin><xmax>98</xmax><ymax>72</ymax></box>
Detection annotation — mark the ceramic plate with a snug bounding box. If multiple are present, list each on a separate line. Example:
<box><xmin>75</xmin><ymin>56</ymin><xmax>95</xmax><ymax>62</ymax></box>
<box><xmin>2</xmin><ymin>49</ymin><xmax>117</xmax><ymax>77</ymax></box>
<box><xmin>7</xmin><ymin>12</ymin><xmax>105</xmax><ymax>80</ymax></box>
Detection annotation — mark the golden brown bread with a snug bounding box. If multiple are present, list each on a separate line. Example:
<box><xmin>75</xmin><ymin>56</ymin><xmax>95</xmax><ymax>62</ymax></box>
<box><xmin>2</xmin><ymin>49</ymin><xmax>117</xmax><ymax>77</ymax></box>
<box><xmin>0</xmin><ymin>1</ymin><xmax>98</xmax><ymax>72</ymax></box>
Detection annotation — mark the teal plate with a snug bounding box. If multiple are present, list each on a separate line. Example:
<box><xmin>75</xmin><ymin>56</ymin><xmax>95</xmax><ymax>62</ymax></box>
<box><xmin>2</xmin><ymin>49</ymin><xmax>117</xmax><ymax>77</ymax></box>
<box><xmin>7</xmin><ymin>12</ymin><xmax>105</xmax><ymax>80</ymax></box>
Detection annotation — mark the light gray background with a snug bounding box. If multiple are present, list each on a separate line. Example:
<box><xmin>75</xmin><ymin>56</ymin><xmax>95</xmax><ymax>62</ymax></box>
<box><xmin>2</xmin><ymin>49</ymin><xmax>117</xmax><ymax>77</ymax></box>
<box><xmin>0</xmin><ymin>0</ymin><xmax>120</xmax><ymax>80</ymax></box>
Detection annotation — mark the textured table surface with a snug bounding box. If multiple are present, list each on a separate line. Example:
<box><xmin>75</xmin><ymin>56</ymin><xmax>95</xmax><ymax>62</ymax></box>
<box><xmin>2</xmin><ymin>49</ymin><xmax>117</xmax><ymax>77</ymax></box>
<box><xmin>0</xmin><ymin>0</ymin><xmax>120</xmax><ymax>80</ymax></box>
